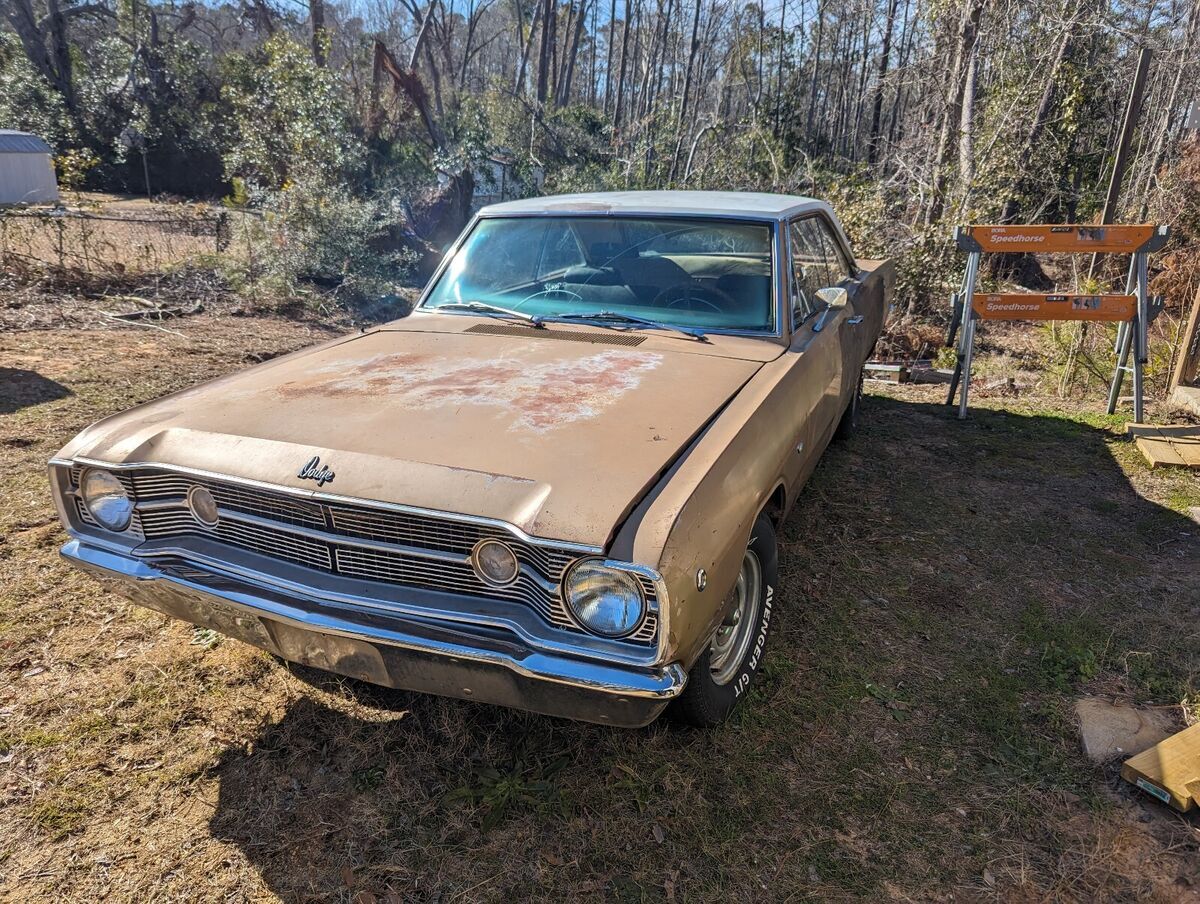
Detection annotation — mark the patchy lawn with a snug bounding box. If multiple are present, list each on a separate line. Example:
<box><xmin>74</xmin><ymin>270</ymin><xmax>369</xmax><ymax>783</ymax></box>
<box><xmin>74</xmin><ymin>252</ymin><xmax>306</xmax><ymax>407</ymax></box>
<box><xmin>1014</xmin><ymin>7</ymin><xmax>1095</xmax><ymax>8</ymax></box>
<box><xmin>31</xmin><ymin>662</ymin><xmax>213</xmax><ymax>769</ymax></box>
<box><xmin>1</xmin><ymin>315</ymin><xmax>1198</xmax><ymax>902</ymax></box>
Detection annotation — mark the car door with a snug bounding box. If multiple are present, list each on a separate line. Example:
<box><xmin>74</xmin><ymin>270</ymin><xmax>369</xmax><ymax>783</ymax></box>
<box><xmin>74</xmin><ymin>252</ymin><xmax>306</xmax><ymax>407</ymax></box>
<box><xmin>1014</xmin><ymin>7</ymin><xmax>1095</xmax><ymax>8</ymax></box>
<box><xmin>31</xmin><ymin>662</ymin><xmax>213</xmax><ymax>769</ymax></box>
<box><xmin>792</xmin><ymin>217</ymin><xmax>859</xmax><ymax>446</ymax></box>
<box><xmin>810</xmin><ymin>217</ymin><xmax>872</xmax><ymax>397</ymax></box>
<box><xmin>778</xmin><ymin>218</ymin><xmax>845</xmax><ymax>495</ymax></box>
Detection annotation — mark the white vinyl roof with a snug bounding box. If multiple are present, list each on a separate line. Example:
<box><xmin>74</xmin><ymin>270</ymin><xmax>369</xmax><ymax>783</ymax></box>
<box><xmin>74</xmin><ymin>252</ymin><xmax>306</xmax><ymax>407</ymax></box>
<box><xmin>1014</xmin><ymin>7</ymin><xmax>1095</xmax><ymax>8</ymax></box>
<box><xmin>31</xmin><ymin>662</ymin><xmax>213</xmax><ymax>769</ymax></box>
<box><xmin>478</xmin><ymin>190</ymin><xmax>828</xmax><ymax>221</ymax></box>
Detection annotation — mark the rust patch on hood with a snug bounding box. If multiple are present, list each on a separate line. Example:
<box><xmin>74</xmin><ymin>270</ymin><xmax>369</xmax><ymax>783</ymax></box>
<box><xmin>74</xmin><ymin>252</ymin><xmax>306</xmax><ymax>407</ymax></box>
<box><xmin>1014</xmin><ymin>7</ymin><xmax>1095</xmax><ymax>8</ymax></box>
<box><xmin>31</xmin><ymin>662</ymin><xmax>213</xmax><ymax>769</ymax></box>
<box><xmin>63</xmin><ymin>328</ymin><xmax>764</xmax><ymax>545</ymax></box>
<box><xmin>270</xmin><ymin>349</ymin><xmax>663</xmax><ymax>433</ymax></box>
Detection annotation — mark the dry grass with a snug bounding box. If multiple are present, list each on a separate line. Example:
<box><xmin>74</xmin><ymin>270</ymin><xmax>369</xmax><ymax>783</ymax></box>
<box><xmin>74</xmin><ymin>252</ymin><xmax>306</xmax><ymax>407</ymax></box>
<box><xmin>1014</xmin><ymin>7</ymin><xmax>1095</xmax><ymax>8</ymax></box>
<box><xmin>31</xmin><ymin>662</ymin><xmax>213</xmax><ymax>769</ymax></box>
<box><xmin>1</xmin><ymin>313</ymin><xmax>1199</xmax><ymax>902</ymax></box>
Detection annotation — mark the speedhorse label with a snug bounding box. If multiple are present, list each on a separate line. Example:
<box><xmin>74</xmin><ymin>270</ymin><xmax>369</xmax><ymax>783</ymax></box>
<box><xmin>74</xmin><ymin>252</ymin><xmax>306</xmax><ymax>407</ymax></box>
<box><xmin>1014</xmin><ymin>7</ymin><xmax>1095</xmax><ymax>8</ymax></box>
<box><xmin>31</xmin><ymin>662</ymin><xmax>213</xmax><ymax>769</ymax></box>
<box><xmin>972</xmin><ymin>293</ymin><xmax>1137</xmax><ymax>322</ymax></box>
<box><xmin>962</xmin><ymin>224</ymin><xmax>1159</xmax><ymax>253</ymax></box>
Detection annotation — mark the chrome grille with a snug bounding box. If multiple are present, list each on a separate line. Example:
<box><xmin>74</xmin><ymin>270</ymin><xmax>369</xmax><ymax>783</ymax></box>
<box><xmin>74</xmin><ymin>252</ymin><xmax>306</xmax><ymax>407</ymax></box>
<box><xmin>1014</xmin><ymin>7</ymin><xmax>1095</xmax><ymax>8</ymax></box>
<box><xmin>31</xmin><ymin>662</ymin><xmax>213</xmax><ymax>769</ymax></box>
<box><xmin>334</xmin><ymin>548</ymin><xmax>573</xmax><ymax>629</ymax></box>
<box><xmin>132</xmin><ymin>472</ymin><xmax>326</xmax><ymax>530</ymax></box>
<box><xmin>71</xmin><ymin>466</ymin><xmax>658</xmax><ymax>645</ymax></box>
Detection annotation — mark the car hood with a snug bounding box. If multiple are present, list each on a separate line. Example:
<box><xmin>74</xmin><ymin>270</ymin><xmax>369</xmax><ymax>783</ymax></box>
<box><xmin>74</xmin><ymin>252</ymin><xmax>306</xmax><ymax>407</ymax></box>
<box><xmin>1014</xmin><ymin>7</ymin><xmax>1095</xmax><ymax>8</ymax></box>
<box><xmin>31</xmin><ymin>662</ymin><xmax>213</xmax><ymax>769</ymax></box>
<box><xmin>61</xmin><ymin>317</ymin><xmax>771</xmax><ymax>547</ymax></box>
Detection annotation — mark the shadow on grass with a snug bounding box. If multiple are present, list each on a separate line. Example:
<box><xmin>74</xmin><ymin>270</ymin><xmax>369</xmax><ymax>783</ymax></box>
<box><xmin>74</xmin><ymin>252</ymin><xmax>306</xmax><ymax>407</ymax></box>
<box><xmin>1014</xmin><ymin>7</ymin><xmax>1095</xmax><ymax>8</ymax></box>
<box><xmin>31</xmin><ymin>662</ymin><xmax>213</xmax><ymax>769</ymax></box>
<box><xmin>0</xmin><ymin>367</ymin><xmax>72</xmax><ymax>414</ymax></box>
<box><xmin>207</xmin><ymin>397</ymin><xmax>1200</xmax><ymax>901</ymax></box>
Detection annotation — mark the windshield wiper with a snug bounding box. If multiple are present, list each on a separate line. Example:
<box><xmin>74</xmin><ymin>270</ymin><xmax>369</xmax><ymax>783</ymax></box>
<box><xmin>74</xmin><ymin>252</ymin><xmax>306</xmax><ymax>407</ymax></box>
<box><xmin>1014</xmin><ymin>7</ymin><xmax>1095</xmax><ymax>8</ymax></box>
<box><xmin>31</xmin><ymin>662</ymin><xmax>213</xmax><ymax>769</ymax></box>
<box><xmin>539</xmin><ymin>310</ymin><xmax>708</xmax><ymax>341</ymax></box>
<box><xmin>434</xmin><ymin>302</ymin><xmax>542</xmax><ymax>327</ymax></box>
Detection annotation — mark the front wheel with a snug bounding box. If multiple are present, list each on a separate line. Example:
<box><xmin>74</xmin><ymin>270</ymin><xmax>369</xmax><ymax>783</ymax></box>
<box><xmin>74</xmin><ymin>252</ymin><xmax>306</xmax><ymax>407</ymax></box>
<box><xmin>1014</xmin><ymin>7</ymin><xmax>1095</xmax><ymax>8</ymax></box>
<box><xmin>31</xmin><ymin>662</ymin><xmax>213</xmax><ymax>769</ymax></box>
<box><xmin>673</xmin><ymin>514</ymin><xmax>779</xmax><ymax>727</ymax></box>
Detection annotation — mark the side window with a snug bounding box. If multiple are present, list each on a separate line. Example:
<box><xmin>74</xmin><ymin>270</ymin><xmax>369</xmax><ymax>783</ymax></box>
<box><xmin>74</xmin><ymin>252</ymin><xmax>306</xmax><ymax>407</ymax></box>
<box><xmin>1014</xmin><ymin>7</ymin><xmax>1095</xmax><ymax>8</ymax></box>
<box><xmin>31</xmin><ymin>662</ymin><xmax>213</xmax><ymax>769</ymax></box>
<box><xmin>813</xmin><ymin>219</ymin><xmax>854</xmax><ymax>279</ymax></box>
<box><xmin>789</xmin><ymin>219</ymin><xmax>831</xmax><ymax>325</ymax></box>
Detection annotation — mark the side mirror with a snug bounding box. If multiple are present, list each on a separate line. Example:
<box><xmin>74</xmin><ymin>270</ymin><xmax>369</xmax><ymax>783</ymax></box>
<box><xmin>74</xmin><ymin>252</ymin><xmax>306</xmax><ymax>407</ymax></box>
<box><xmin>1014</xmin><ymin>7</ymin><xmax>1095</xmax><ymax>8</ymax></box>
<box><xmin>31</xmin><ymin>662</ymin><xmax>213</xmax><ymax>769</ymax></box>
<box><xmin>816</xmin><ymin>286</ymin><xmax>849</xmax><ymax>309</ymax></box>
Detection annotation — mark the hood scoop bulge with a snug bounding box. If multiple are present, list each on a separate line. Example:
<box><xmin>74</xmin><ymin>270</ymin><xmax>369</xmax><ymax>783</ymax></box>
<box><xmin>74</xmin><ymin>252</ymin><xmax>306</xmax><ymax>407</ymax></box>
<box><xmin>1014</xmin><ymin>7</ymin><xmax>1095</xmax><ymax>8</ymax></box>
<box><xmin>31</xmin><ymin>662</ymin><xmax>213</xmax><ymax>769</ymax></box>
<box><xmin>465</xmin><ymin>323</ymin><xmax>646</xmax><ymax>346</ymax></box>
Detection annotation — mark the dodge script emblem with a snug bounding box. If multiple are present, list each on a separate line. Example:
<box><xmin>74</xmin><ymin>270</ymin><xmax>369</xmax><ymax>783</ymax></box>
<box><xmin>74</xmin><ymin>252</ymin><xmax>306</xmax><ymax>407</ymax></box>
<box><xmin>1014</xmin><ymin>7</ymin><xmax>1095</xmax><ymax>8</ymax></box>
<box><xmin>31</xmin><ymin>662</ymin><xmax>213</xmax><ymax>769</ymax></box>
<box><xmin>297</xmin><ymin>455</ymin><xmax>335</xmax><ymax>487</ymax></box>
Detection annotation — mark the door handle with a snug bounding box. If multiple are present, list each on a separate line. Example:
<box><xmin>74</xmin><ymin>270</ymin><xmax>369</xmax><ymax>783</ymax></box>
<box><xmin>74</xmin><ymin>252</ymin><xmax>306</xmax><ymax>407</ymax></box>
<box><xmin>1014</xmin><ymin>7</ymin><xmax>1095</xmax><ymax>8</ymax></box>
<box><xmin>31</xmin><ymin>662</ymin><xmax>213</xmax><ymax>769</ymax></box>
<box><xmin>847</xmin><ymin>315</ymin><xmax>864</xmax><ymax>325</ymax></box>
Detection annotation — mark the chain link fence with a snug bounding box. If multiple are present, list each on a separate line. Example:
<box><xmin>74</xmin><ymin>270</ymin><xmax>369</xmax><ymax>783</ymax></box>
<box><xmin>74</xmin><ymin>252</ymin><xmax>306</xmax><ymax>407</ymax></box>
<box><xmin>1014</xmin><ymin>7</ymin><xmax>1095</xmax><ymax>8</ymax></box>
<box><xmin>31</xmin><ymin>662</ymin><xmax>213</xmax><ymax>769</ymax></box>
<box><xmin>0</xmin><ymin>205</ymin><xmax>234</xmax><ymax>274</ymax></box>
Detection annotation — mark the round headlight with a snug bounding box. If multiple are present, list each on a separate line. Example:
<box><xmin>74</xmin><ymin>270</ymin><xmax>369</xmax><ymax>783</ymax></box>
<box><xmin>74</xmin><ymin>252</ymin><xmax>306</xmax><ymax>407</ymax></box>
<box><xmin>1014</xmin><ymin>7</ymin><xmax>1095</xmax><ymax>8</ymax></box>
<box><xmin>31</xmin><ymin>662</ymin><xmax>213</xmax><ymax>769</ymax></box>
<box><xmin>472</xmin><ymin>539</ymin><xmax>520</xmax><ymax>586</ymax></box>
<box><xmin>187</xmin><ymin>485</ymin><xmax>220</xmax><ymax>527</ymax></box>
<box><xmin>563</xmin><ymin>560</ymin><xmax>645</xmax><ymax>637</ymax></box>
<box><xmin>80</xmin><ymin>469</ymin><xmax>133</xmax><ymax>532</ymax></box>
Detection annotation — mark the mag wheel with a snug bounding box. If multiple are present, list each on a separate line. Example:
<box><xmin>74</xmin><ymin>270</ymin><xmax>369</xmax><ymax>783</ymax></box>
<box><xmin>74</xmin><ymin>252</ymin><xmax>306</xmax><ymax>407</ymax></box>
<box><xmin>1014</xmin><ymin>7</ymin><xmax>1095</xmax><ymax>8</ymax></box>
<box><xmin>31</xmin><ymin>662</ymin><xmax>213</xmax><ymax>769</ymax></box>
<box><xmin>673</xmin><ymin>514</ymin><xmax>778</xmax><ymax>727</ymax></box>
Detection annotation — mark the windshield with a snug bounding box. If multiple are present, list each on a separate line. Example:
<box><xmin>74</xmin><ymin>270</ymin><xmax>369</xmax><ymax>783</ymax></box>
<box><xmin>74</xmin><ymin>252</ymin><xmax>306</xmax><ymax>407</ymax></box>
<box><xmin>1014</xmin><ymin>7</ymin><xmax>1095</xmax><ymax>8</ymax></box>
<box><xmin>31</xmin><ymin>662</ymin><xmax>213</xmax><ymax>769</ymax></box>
<box><xmin>422</xmin><ymin>215</ymin><xmax>776</xmax><ymax>332</ymax></box>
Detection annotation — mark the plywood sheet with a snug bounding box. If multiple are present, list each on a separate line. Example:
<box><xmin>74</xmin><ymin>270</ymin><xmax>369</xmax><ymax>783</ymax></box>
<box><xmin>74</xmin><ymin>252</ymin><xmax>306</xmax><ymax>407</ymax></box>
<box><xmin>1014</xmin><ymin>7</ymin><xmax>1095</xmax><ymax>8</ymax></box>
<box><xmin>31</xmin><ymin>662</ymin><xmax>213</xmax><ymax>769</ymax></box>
<box><xmin>1127</xmin><ymin>424</ymin><xmax>1200</xmax><ymax>469</ymax></box>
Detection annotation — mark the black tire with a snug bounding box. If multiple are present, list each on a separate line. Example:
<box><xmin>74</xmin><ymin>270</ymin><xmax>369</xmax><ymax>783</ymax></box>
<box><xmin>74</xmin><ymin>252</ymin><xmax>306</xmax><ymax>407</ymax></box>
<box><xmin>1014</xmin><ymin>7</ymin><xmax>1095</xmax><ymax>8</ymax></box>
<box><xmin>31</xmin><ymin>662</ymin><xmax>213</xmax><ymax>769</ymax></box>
<box><xmin>672</xmin><ymin>514</ymin><xmax>779</xmax><ymax>727</ymax></box>
<box><xmin>834</xmin><ymin>367</ymin><xmax>864</xmax><ymax>440</ymax></box>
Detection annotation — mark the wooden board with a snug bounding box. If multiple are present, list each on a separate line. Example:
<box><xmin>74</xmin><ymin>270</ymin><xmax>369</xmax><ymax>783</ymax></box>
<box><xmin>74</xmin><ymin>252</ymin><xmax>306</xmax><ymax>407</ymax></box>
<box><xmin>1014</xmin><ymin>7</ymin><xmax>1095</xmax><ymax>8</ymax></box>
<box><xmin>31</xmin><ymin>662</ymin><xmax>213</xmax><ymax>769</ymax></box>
<box><xmin>972</xmin><ymin>293</ymin><xmax>1136</xmax><ymax>322</ymax></box>
<box><xmin>1126</xmin><ymin>424</ymin><xmax>1200</xmax><ymax>469</ymax></box>
<box><xmin>1121</xmin><ymin>721</ymin><xmax>1200</xmax><ymax>812</ymax></box>
<box><xmin>1171</xmin><ymin>285</ymin><xmax>1200</xmax><ymax>390</ymax></box>
<box><xmin>960</xmin><ymin>224</ymin><xmax>1159</xmax><ymax>253</ymax></box>
<box><xmin>864</xmin><ymin>362</ymin><xmax>909</xmax><ymax>383</ymax></box>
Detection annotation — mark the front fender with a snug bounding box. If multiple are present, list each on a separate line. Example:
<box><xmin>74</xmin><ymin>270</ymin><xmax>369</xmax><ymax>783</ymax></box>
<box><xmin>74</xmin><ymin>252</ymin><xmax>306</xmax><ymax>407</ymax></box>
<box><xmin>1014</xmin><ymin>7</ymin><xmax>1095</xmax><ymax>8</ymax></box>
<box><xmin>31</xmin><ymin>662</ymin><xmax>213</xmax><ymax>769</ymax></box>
<box><xmin>611</xmin><ymin>352</ymin><xmax>805</xmax><ymax>668</ymax></box>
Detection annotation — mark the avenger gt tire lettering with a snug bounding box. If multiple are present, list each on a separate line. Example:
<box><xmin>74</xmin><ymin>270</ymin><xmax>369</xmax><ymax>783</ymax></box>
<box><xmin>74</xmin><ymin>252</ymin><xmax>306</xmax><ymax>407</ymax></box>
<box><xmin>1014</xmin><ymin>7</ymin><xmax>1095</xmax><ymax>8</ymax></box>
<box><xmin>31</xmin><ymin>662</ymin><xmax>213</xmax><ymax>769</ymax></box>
<box><xmin>673</xmin><ymin>514</ymin><xmax>779</xmax><ymax>727</ymax></box>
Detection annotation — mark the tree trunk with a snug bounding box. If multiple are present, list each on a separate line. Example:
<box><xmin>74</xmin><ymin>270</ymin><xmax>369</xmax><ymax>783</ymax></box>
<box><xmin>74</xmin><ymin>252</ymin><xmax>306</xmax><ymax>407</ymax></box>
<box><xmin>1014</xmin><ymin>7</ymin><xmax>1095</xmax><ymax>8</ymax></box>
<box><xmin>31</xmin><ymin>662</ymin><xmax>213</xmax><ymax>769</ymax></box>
<box><xmin>637</xmin><ymin>0</ymin><xmax>663</xmax><ymax>119</ymax></box>
<box><xmin>589</xmin><ymin>0</ymin><xmax>598</xmax><ymax>105</ymax></box>
<box><xmin>1138</xmin><ymin>0</ymin><xmax>1200</xmax><ymax>217</ymax></box>
<box><xmin>924</xmin><ymin>0</ymin><xmax>985</xmax><ymax>227</ymax></box>
<box><xmin>604</xmin><ymin>0</ymin><xmax>617</xmax><ymax>111</ymax></box>
<box><xmin>957</xmin><ymin>37</ymin><xmax>978</xmax><ymax>198</ymax></box>
<box><xmin>867</xmin><ymin>0</ymin><xmax>898</xmax><ymax>165</ymax></box>
<box><xmin>375</xmin><ymin>38</ymin><xmax>445</xmax><ymax>149</ymax></box>
<box><xmin>46</xmin><ymin>0</ymin><xmax>74</xmax><ymax>110</ymax></box>
<box><xmin>887</xmin><ymin>0</ymin><xmax>914</xmax><ymax>148</ymax></box>
<box><xmin>997</xmin><ymin>4</ymin><xmax>1077</xmax><ymax>225</ymax></box>
<box><xmin>310</xmin><ymin>0</ymin><xmax>327</xmax><ymax>66</ymax></box>
<box><xmin>805</xmin><ymin>0</ymin><xmax>824</xmax><ymax>138</ymax></box>
<box><xmin>773</xmin><ymin>0</ymin><xmax>786</xmax><ymax>136</ymax></box>
<box><xmin>559</xmin><ymin>0</ymin><xmax>588</xmax><ymax>105</ymax></box>
<box><xmin>6</xmin><ymin>0</ymin><xmax>64</xmax><ymax>101</ymax></box>
<box><xmin>556</xmin><ymin>0</ymin><xmax>576</xmax><ymax>100</ymax></box>
<box><xmin>536</xmin><ymin>0</ymin><xmax>554</xmax><ymax>103</ymax></box>
<box><xmin>667</xmin><ymin>0</ymin><xmax>703</xmax><ymax>182</ymax></box>
<box><xmin>850</xmin><ymin>10</ymin><xmax>871</xmax><ymax>157</ymax></box>
<box><xmin>514</xmin><ymin>0</ymin><xmax>541</xmax><ymax>95</ymax></box>
<box><xmin>613</xmin><ymin>0</ymin><xmax>632</xmax><ymax>131</ymax></box>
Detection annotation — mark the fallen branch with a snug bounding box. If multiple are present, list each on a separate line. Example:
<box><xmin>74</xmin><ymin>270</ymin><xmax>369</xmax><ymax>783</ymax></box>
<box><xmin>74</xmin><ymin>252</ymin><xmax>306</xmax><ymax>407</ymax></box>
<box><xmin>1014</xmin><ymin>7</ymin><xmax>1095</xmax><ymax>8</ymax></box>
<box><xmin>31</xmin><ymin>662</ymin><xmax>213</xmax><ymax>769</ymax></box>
<box><xmin>98</xmin><ymin>310</ymin><xmax>188</xmax><ymax>337</ymax></box>
<box><xmin>103</xmin><ymin>301</ymin><xmax>204</xmax><ymax>321</ymax></box>
<box><xmin>106</xmin><ymin>307</ymin><xmax>185</xmax><ymax>320</ymax></box>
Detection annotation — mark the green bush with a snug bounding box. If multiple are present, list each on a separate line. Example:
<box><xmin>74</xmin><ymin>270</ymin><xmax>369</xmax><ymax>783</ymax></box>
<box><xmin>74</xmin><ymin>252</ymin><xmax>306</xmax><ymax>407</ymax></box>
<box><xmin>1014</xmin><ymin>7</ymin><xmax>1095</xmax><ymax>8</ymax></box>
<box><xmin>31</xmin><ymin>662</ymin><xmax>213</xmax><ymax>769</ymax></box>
<box><xmin>0</xmin><ymin>33</ymin><xmax>76</xmax><ymax>150</ymax></box>
<box><xmin>219</xmin><ymin>34</ymin><xmax>363</xmax><ymax>189</ymax></box>
<box><xmin>821</xmin><ymin>173</ymin><xmax>960</xmax><ymax>319</ymax></box>
<box><xmin>229</xmin><ymin>178</ymin><xmax>414</xmax><ymax>307</ymax></box>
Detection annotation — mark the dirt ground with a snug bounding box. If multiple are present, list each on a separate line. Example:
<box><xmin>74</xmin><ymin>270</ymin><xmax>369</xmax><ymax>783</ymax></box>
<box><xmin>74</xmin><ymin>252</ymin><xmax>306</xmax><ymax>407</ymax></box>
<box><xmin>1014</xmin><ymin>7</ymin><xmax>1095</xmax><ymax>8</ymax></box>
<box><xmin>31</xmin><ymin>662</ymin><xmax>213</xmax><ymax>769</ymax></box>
<box><xmin>2</xmin><ymin>312</ymin><xmax>1199</xmax><ymax>902</ymax></box>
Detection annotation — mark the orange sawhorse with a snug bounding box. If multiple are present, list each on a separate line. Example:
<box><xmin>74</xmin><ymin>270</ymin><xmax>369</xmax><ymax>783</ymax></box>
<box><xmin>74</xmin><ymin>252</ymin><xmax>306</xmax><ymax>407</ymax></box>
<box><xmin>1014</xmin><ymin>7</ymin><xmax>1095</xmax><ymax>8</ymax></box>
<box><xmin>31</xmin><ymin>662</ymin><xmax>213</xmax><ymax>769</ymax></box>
<box><xmin>945</xmin><ymin>223</ymin><xmax>1168</xmax><ymax>421</ymax></box>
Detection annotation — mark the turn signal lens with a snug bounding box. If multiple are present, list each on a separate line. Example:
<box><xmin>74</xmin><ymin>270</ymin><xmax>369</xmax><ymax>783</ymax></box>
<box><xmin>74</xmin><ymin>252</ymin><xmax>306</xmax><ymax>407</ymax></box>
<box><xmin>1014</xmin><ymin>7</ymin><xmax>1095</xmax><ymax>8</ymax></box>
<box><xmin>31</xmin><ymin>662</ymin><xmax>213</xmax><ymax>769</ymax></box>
<box><xmin>472</xmin><ymin>539</ymin><xmax>520</xmax><ymax>586</ymax></box>
<box><xmin>187</xmin><ymin>485</ymin><xmax>220</xmax><ymax>527</ymax></box>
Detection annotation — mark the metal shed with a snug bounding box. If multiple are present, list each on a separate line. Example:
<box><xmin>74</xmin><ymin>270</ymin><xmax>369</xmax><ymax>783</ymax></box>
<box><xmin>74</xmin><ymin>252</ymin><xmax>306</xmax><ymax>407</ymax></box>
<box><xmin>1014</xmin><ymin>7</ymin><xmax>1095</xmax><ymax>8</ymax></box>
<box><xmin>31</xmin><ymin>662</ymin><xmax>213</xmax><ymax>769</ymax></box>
<box><xmin>0</xmin><ymin>131</ymin><xmax>59</xmax><ymax>205</ymax></box>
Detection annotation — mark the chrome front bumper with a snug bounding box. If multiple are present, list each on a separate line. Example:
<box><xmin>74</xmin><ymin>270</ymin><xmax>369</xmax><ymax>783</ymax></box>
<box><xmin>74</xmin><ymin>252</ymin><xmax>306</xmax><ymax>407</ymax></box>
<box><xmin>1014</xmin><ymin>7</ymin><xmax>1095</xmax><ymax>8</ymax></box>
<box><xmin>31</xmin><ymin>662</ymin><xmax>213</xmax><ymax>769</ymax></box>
<box><xmin>61</xmin><ymin>540</ymin><xmax>686</xmax><ymax>727</ymax></box>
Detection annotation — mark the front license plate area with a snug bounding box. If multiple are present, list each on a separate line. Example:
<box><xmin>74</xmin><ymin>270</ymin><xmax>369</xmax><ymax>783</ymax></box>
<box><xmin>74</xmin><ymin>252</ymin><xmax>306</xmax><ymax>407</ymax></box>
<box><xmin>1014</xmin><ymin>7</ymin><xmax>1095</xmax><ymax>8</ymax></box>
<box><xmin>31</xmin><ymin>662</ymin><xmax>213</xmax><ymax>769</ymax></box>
<box><xmin>266</xmin><ymin>620</ymin><xmax>391</xmax><ymax>686</ymax></box>
<box><xmin>129</xmin><ymin>579</ymin><xmax>275</xmax><ymax>649</ymax></box>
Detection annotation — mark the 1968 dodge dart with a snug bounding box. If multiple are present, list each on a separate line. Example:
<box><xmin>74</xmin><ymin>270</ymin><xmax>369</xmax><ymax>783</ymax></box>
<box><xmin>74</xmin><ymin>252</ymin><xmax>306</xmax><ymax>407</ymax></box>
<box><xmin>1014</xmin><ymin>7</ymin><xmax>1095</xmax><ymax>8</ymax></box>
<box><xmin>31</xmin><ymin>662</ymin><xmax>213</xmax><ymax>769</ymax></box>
<box><xmin>50</xmin><ymin>192</ymin><xmax>891</xmax><ymax>727</ymax></box>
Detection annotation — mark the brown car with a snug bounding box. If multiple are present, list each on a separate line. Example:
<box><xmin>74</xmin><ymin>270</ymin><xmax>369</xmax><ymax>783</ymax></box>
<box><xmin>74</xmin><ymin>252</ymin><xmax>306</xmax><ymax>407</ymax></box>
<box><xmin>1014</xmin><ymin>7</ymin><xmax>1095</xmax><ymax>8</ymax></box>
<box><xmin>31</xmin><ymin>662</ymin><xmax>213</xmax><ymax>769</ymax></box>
<box><xmin>50</xmin><ymin>191</ymin><xmax>892</xmax><ymax>727</ymax></box>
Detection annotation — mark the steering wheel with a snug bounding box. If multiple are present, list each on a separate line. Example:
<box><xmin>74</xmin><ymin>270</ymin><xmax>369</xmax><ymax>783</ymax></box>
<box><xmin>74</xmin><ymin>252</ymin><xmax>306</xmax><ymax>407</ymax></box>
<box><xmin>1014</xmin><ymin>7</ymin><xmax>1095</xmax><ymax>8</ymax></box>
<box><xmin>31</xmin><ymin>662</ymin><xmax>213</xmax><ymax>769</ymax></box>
<box><xmin>521</xmin><ymin>286</ymin><xmax>584</xmax><ymax>306</ymax></box>
<box><xmin>653</xmin><ymin>283</ymin><xmax>736</xmax><ymax>314</ymax></box>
